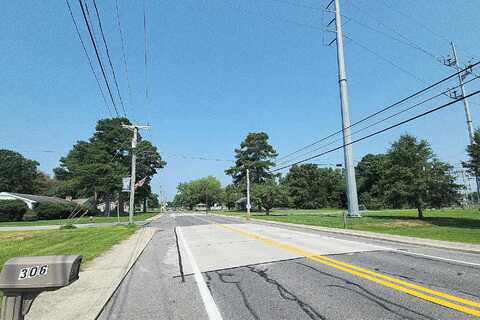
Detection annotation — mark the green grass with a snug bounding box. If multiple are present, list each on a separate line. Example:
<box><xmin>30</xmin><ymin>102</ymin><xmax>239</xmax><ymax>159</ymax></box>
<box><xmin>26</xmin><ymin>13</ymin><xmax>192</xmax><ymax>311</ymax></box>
<box><xmin>218</xmin><ymin>208</ymin><xmax>480</xmax><ymax>244</ymax></box>
<box><xmin>0</xmin><ymin>212</ymin><xmax>158</xmax><ymax>227</ymax></box>
<box><xmin>0</xmin><ymin>224</ymin><xmax>139</xmax><ymax>308</ymax></box>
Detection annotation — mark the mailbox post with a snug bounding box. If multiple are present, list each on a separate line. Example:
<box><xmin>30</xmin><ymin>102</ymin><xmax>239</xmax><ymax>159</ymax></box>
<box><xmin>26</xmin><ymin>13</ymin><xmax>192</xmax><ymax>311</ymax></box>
<box><xmin>0</xmin><ymin>255</ymin><xmax>82</xmax><ymax>320</ymax></box>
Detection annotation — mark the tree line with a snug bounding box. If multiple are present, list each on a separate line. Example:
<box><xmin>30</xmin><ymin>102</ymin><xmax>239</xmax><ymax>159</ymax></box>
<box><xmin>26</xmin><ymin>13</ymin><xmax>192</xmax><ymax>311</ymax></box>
<box><xmin>0</xmin><ymin>118</ymin><xmax>166</xmax><ymax>214</ymax></box>
<box><xmin>174</xmin><ymin>130</ymin><xmax>480</xmax><ymax>219</ymax></box>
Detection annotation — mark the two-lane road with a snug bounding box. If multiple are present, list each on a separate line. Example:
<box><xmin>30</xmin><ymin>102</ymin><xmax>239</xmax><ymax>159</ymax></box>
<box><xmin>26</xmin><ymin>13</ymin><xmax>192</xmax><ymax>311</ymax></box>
<box><xmin>99</xmin><ymin>213</ymin><xmax>480</xmax><ymax>320</ymax></box>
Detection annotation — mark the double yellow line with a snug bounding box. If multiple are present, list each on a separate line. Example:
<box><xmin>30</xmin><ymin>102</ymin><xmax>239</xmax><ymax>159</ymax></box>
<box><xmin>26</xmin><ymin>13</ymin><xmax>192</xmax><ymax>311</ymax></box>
<box><xmin>212</xmin><ymin>222</ymin><xmax>480</xmax><ymax>317</ymax></box>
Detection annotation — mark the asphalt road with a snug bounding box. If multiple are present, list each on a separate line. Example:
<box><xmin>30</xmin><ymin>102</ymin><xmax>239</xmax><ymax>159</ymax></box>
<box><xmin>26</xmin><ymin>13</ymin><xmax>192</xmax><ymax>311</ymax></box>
<box><xmin>98</xmin><ymin>213</ymin><xmax>480</xmax><ymax>320</ymax></box>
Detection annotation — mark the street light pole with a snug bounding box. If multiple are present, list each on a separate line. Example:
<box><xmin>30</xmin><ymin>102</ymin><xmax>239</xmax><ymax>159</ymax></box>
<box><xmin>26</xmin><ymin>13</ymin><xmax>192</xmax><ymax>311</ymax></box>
<box><xmin>122</xmin><ymin>123</ymin><xmax>151</xmax><ymax>224</ymax></box>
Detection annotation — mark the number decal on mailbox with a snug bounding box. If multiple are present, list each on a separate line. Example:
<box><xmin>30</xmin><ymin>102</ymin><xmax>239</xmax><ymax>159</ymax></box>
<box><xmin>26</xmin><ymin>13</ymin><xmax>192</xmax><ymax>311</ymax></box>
<box><xmin>18</xmin><ymin>265</ymin><xmax>48</xmax><ymax>280</ymax></box>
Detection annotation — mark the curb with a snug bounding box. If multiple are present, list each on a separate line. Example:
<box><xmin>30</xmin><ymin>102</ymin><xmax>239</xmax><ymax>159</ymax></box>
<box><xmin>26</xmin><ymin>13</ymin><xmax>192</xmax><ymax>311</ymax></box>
<box><xmin>212</xmin><ymin>213</ymin><xmax>480</xmax><ymax>254</ymax></box>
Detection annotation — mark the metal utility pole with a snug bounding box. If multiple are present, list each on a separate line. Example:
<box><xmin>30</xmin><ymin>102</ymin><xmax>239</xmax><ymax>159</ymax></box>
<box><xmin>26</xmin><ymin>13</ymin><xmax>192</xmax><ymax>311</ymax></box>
<box><xmin>246</xmin><ymin>168</ymin><xmax>251</xmax><ymax>220</ymax></box>
<box><xmin>445</xmin><ymin>42</ymin><xmax>480</xmax><ymax>201</ymax></box>
<box><xmin>122</xmin><ymin>124</ymin><xmax>151</xmax><ymax>224</ymax></box>
<box><xmin>332</xmin><ymin>0</ymin><xmax>360</xmax><ymax>217</ymax></box>
<box><xmin>451</xmin><ymin>42</ymin><xmax>475</xmax><ymax>142</ymax></box>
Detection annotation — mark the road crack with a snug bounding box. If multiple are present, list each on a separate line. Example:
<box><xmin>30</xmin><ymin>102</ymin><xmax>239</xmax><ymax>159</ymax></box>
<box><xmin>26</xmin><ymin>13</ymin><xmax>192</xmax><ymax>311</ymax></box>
<box><xmin>247</xmin><ymin>266</ymin><xmax>327</xmax><ymax>320</ymax></box>
<box><xmin>297</xmin><ymin>262</ymin><xmax>437</xmax><ymax>320</ymax></box>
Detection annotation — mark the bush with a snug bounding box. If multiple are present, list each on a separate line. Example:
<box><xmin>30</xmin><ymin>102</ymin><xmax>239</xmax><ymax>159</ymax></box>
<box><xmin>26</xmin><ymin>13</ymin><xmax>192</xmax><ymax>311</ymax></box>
<box><xmin>0</xmin><ymin>200</ymin><xmax>28</xmax><ymax>222</ymax></box>
<box><xmin>35</xmin><ymin>203</ymin><xmax>77</xmax><ymax>220</ymax></box>
<box><xmin>60</xmin><ymin>224</ymin><xmax>77</xmax><ymax>230</ymax></box>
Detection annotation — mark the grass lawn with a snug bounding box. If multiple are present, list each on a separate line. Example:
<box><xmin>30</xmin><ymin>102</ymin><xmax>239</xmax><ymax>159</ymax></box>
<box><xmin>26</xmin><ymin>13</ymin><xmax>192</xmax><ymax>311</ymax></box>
<box><xmin>217</xmin><ymin>208</ymin><xmax>342</xmax><ymax>216</ymax></box>
<box><xmin>0</xmin><ymin>224</ymin><xmax>139</xmax><ymax>307</ymax></box>
<box><xmin>0</xmin><ymin>212</ymin><xmax>158</xmax><ymax>227</ymax></box>
<box><xmin>218</xmin><ymin>208</ymin><xmax>480</xmax><ymax>244</ymax></box>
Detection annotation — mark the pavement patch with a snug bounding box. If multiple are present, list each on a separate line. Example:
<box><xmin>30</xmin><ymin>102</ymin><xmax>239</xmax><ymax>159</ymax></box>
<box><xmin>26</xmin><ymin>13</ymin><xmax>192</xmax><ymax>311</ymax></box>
<box><xmin>213</xmin><ymin>222</ymin><xmax>480</xmax><ymax>317</ymax></box>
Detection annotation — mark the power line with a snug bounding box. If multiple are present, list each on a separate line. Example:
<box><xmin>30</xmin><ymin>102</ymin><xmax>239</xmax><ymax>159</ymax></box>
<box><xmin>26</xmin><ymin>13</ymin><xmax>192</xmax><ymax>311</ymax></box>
<box><xmin>219</xmin><ymin>0</ymin><xmax>324</xmax><ymax>31</ymax></box>
<box><xmin>115</xmin><ymin>0</ymin><xmax>133</xmax><ymax>104</ymax></box>
<box><xmin>272</xmin><ymin>87</ymin><xmax>480</xmax><ymax>172</ymax></box>
<box><xmin>276</xmin><ymin>74</ymin><xmax>480</xmax><ymax>168</ymax></box>
<box><xmin>263</xmin><ymin>0</ymin><xmax>323</xmax><ymax>11</ymax></box>
<box><xmin>277</xmin><ymin>62</ymin><xmax>480</xmax><ymax>163</ymax></box>
<box><xmin>344</xmin><ymin>34</ymin><xmax>430</xmax><ymax>84</ymax></box>
<box><xmin>344</xmin><ymin>35</ymin><xmax>480</xmax><ymax>109</ymax></box>
<box><xmin>138</xmin><ymin>151</ymin><xmax>234</xmax><ymax>162</ymax></box>
<box><xmin>78</xmin><ymin>0</ymin><xmax>120</xmax><ymax>117</ymax></box>
<box><xmin>344</xmin><ymin>4</ymin><xmax>439</xmax><ymax>61</ymax></box>
<box><xmin>380</xmin><ymin>0</ymin><xmax>452</xmax><ymax>45</ymax></box>
<box><xmin>164</xmin><ymin>154</ymin><xmax>235</xmax><ymax>162</ymax></box>
<box><xmin>65</xmin><ymin>0</ymin><xmax>112</xmax><ymax>117</ymax></box>
<box><xmin>143</xmin><ymin>0</ymin><xmax>149</xmax><ymax>105</ymax></box>
<box><xmin>92</xmin><ymin>0</ymin><xmax>127</xmax><ymax>117</ymax></box>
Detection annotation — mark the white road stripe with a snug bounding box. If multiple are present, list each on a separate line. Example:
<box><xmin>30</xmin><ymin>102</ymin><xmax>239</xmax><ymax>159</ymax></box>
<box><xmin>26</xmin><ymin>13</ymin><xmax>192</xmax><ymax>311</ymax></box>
<box><xmin>176</xmin><ymin>227</ymin><xmax>224</xmax><ymax>320</ymax></box>
<box><xmin>247</xmin><ymin>223</ymin><xmax>480</xmax><ymax>267</ymax></box>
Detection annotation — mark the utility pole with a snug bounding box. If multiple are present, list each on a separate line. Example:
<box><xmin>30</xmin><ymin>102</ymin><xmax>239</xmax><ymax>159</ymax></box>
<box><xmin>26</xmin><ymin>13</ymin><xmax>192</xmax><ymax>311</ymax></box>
<box><xmin>450</xmin><ymin>42</ymin><xmax>475</xmax><ymax>142</ymax></box>
<box><xmin>331</xmin><ymin>0</ymin><xmax>360</xmax><ymax>217</ymax></box>
<box><xmin>159</xmin><ymin>184</ymin><xmax>163</xmax><ymax>213</ymax></box>
<box><xmin>443</xmin><ymin>42</ymin><xmax>480</xmax><ymax>202</ymax></box>
<box><xmin>246</xmin><ymin>168</ymin><xmax>251</xmax><ymax>220</ymax></box>
<box><xmin>122</xmin><ymin>123</ymin><xmax>151</xmax><ymax>224</ymax></box>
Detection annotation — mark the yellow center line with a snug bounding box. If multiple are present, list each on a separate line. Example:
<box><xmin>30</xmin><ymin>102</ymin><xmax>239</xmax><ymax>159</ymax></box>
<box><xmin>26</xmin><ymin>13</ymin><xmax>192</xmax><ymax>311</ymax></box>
<box><xmin>202</xmin><ymin>219</ymin><xmax>480</xmax><ymax>317</ymax></box>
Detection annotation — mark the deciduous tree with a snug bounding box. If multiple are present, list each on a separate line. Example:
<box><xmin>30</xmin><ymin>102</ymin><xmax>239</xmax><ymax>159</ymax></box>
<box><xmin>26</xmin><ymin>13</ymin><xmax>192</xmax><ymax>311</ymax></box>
<box><xmin>0</xmin><ymin>149</ymin><xmax>40</xmax><ymax>194</ymax></box>
<box><xmin>251</xmin><ymin>180</ymin><xmax>287</xmax><ymax>215</ymax></box>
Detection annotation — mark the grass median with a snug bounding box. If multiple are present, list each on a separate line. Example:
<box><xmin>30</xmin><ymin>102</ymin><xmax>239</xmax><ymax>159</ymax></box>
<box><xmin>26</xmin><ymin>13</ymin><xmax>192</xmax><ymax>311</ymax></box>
<box><xmin>0</xmin><ymin>224</ymin><xmax>139</xmax><ymax>307</ymax></box>
<box><xmin>0</xmin><ymin>212</ymin><xmax>158</xmax><ymax>227</ymax></box>
<box><xmin>217</xmin><ymin>208</ymin><xmax>480</xmax><ymax>244</ymax></box>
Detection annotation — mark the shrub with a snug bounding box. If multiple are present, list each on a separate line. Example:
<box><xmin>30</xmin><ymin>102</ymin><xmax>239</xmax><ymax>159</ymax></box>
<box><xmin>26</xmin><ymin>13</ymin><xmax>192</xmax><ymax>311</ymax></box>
<box><xmin>0</xmin><ymin>200</ymin><xmax>28</xmax><ymax>222</ymax></box>
<box><xmin>60</xmin><ymin>224</ymin><xmax>77</xmax><ymax>230</ymax></box>
<box><xmin>35</xmin><ymin>203</ymin><xmax>77</xmax><ymax>220</ymax></box>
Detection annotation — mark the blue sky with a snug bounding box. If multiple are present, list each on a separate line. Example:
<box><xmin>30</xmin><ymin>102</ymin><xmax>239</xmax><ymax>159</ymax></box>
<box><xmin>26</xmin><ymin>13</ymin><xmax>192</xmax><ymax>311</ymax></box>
<box><xmin>2</xmin><ymin>0</ymin><xmax>480</xmax><ymax>200</ymax></box>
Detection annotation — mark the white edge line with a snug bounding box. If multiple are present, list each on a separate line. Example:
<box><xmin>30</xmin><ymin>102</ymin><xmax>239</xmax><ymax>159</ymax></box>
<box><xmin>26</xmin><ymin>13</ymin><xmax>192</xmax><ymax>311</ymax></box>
<box><xmin>389</xmin><ymin>249</ymin><xmax>480</xmax><ymax>267</ymax></box>
<box><xmin>241</xmin><ymin>222</ymin><xmax>480</xmax><ymax>267</ymax></box>
<box><xmin>176</xmin><ymin>227</ymin><xmax>224</xmax><ymax>320</ymax></box>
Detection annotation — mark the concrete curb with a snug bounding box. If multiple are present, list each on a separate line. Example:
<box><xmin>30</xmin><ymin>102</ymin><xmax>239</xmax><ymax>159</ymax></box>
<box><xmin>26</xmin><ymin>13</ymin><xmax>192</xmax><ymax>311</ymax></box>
<box><xmin>26</xmin><ymin>226</ymin><xmax>158</xmax><ymax>320</ymax></box>
<box><xmin>212</xmin><ymin>213</ymin><xmax>480</xmax><ymax>254</ymax></box>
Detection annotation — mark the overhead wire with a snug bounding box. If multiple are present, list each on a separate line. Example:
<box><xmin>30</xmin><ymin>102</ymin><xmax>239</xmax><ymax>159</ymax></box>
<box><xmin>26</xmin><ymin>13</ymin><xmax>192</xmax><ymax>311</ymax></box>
<box><xmin>344</xmin><ymin>34</ymin><xmax>430</xmax><ymax>87</ymax></box>
<box><xmin>65</xmin><ymin>0</ymin><xmax>112</xmax><ymax>118</ymax></box>
<box><xmin>115</xmin><ymin>0</ymin><xmax>133</xmax><ymax>104</ymax></box>
<box><xmin>276</xmin><ymin>73</ymin><xmax>480</xmax><ymax>168</ymax></box>
<box><xmin>219</xmin><ymin>0</ymin><xmax>324</xmax><ymax>31</ymax></box>
<box><xmin>380</xmin><ymin>0</ymin><xmax>452</xmax><ymax>45</ymax></box>
<box><xmin>264</xmin><ymin>0</ymin><xmax>323</xmax><ymax>11</ymax></box>
<box><xmin>217</xmin><ymin>0</ymin><xmax>473</xmax><ymax>165</ymax></box>
<box><xmin>143</xmin><ymin>0</ymin><xmax>150</xmax><ymax>107</ymax></box>
<box><xmin>78</xmin><ymin>0</ymin><xmax>120</xmax><ymax>117</ymax></box>
<box><xmin>277</xmin><ymin>61</ymin><xmax>479</xmax><ymax>163</ymax></box>
<box><xmin>343</xmin><ymin>6</ymin><xmax>439</xmax><ymax>61</ymax></box>
<box><xmin>272</xmin><ymin>86</ymin><xmax>480</xmax><ymax>172</ymax></box>
<box><xmin>214</xmin><ymin>0</ymin><xmax>480</xmax><ymax>166</ymax></box>
<box><xmin>92</xmin><ymin>0</ymin><xmax>127</xmax><ymax>117</ymax></box>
